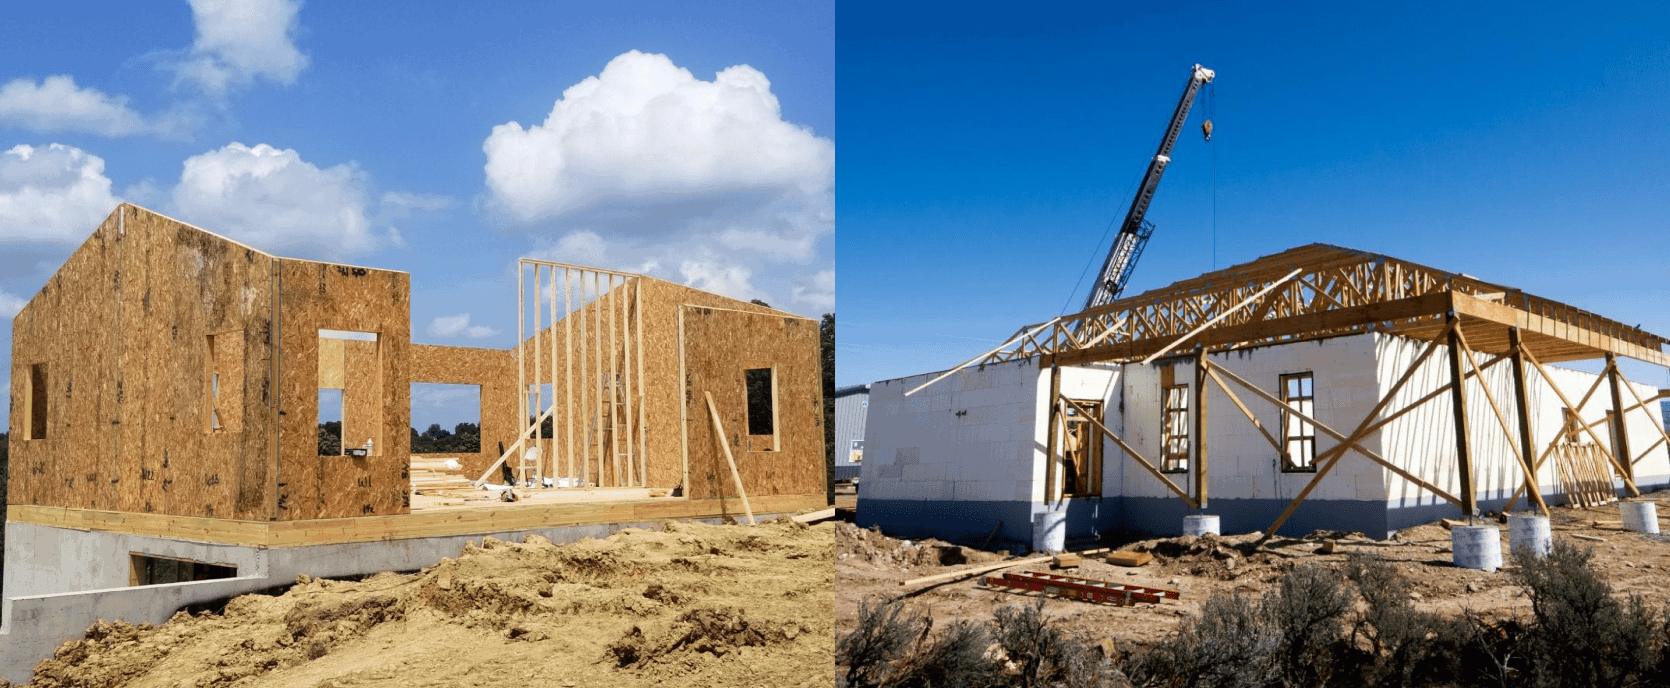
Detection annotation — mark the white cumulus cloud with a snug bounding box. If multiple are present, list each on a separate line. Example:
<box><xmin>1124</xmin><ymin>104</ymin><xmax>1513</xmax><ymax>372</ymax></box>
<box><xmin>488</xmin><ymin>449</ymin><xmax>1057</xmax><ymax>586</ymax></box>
<box><xmin>427</xmin><ymin>312</ymin><xmax>499</xmax><ymax>339</ymax></box>
<box><xmin>679</xmin><ymin>259</ymin><xmax>761</xmax><ymax>303</ymax></box>
<box><xmin>528</xmin><ymin>229</ymin><xmax>608</xmax><ymax>266</ymax></box>
<box><xmin>172</xmin><ymin>0</ymin><xmax>309</xmax><ymax>94</ymax></box>
<box><xmin>171</xmin><ymin>142</ymin><xmax>382</xmax><ymax>257</ymax></box>
<box><xmin>0</xmin><ymin>143</ymin><xmax>122</xmax><ymax>244</ymax></box>
<box><xmin>0</xmin><ymin>76</ymin><xmax>148</xmax><ymax>137</ymax></box>
<box><xmin>0</xmin><ymin>288</ymin><xmax>28</xmax><ymax>317</ymax></box>
<box><xmin>483</xmin><ymin>50</ymin><xmax>834</xmax><ymax>227</ymax></box>
<box><xmin>792</xmin><ymin>269</ymin><xmax>835</xmax><ymax>313</ymax></box>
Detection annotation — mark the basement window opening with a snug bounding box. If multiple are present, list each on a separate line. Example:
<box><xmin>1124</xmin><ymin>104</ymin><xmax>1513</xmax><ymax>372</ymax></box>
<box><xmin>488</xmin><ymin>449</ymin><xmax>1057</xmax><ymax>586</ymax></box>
<box><xmin>745</xmin><ymin>367</ymin><xmax>778</xmax><ymax>451</ymax></box>
<box><xmin>27</xmin><ymin>362</ymin><xmax>48</xmax><ymax>439</ymax></box>
<box><xmin>1161</xmin><ymin>385</ymin><xmax>1189</xmax><ymax>473</ymax></box>
<box><xmin>1280</xmin><ymin>372</ymin><xmax>1317</xmax><ymax>472</ymax></box>
<box><xmin>130</xmin><ymin>554</ymin><xmax>237</xmax><ymax>586</ymax></box>
<box><xmin>1062</xmin><ymin>400</ymin><xmax>1104</xmax><ymax>497</ymax></box>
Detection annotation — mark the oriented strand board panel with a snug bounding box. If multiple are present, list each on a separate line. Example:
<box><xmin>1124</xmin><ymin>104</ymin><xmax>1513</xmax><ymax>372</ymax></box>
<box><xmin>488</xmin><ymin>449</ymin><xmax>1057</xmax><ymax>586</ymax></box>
<box><xmin>274</xmin><ymin>258</ymin><xmax>410</xmax><ymax>521</ymax></box>
<box><xmin>7</xmin><ymin>205</ymin><xmax>278</xmax><ymax>521</ymax></box>
<box><xmin>409</xmin><ymin>344</ymin><xmax>515</xmax><ymax>480</ymax></box>
<box><xmin>680</xmin><ymin>305</ymin><xmax>825</xmax><ymax>499</ymax></box>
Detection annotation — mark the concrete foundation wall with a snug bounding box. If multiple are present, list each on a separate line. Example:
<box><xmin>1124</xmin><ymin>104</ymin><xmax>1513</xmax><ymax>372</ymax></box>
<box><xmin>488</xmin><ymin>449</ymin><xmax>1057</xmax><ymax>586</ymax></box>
<box><xmin>0</xmin><ymin>513</ymin><xmax>787</xmax><ymax>684</ymax></box>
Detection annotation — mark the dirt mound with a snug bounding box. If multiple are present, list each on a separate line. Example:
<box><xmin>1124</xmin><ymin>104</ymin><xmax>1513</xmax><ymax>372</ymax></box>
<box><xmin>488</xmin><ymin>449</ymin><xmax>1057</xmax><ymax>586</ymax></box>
<box><xmin>23</xmin><ymin>519</ymin><xmax>835</xmax><ymax>688</ymax></box>
<box><xmin>835</xmin><ymin>521</ymin><xmax>1004</xmax><ymax>569</ymax></box>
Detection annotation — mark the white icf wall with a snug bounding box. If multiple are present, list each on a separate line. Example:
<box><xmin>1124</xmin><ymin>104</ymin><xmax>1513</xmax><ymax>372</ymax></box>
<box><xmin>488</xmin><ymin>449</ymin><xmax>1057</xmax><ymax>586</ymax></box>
<box><xmin>1376</xmin><ymin>332</ymin><xmax>1670</xmax><ymax>506</ymax></box>
<box><xmin>860</xmin><ymin>359</ymin><xmax>1044</xmax><ymax>504</ymax></box>
<box><xmin>1111</xmin><ymin>333</ymin><xmax>1387</xmax><ymax>505</ymax></box>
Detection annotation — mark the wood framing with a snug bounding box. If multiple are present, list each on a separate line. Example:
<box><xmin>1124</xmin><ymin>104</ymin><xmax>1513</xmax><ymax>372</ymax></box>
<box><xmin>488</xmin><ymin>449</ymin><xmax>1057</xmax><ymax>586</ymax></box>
<box><xmin>952</xmin><ymin>244</ymin><xmax>1670</xmax><ymax>372</ymax></box>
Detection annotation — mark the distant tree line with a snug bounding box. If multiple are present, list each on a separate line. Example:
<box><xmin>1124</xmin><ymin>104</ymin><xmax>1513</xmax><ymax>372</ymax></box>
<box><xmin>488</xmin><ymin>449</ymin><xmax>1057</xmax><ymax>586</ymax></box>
<box><xmin>411</xmin><ymin>422</ymin><xmax>481</xmax><ymax>454</ymax></box>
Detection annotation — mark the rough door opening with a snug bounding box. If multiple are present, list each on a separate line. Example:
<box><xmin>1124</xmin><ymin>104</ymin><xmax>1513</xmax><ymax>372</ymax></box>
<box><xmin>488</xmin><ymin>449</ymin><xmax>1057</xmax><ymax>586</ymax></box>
<box><xmin>1063</xmin><ymin>399</ymin><xmax>1104</xmax><ymax>496</ymax></box>
<box><xmin>411</xmin><ymin>383</ymin><xmax>482</xmax><ymax>454</ymax></box>
<box><xmin>129</xmin><ymin>554</ymin><xmax>237</xmax><ymax>586</ymax></box>
<box><xmin>745</xmin><ymin>367</ymin><xmax>778</xmax><ymax>451</ymax></box>
<box><xmin>27</xmin><ymin>362</ymin><xmax>47</xmax><ymax>439</ymax></box>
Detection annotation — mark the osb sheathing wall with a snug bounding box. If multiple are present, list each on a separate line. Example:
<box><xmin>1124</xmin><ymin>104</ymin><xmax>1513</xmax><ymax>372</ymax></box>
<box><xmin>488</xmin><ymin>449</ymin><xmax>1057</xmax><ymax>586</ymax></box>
<box><xmin>274</xmin><ymin>258</ymin><xmax>411</xmax><ymax>520</ymax></box>
<box><xmin>681</xmin><ymin>305</ymin><xmax>826</xmax><ymax>499</ymax></box>
<box><xmin>8</xmin><ymin>205</ymin><xmax>279</xmax><ymax>520</ymax></box>
<box><xmin>511</xmin><ymin>277</ymin><xmax>821</xmax><ymax>495</ymax></box>
<box><xmin>410</xmin><ymin>344</ymin><xmax>516</xmax><ymax>479</ymax></box>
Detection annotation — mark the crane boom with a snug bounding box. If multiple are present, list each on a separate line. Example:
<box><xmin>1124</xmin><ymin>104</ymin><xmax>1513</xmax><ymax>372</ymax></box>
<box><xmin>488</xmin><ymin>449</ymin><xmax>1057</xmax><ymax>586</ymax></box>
<box><xmin>1084</xmin><ymin>63</ymin><xmax>1214</xmax><ymax>311</ymax></box>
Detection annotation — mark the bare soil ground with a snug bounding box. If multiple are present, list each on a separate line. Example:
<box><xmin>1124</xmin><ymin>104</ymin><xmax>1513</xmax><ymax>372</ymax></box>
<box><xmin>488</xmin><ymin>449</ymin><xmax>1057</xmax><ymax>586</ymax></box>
<box><xmin>14</xmin><ymin>517</ymin><xmax>834</xmax><ymax>688</ymax></box>
<box><xmin>837</xmin><ymin>490</ymin><xmax>1670</xmax><ymax>652</ymax></box>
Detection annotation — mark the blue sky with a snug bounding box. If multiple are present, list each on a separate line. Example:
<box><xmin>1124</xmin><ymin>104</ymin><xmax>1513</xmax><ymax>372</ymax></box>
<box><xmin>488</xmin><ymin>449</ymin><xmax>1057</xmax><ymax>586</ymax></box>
<box><xmin>836</xmin><ymin>1</ymin><xmax>1670</xmax><ymax>390</ymax></box>
<box><xmin>0</xmin><ymin>0</ymin><xmax>834</xmax><ymax>431</ymax></box>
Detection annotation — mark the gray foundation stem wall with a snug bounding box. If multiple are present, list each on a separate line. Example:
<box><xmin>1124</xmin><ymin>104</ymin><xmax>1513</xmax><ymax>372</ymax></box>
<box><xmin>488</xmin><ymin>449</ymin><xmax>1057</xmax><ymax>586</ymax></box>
<box><xmin>0</xmin><ymin>513</ymin><xmax>788</xmax><ymax>684</ymax></box>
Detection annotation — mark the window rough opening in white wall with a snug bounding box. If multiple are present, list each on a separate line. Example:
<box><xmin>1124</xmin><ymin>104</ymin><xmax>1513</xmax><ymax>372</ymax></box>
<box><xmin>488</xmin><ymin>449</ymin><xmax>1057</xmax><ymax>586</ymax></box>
<box><xmin>1281</xmin><ymin>372</ymin><xmax>1317</xmax><ymax>471</ymax></box>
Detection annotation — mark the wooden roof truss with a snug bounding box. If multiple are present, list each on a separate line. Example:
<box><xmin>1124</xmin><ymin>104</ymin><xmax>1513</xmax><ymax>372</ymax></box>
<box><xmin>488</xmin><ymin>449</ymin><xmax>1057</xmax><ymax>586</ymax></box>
<box><xmin>978</xmin><ymin>244</ymin><xmax>1670</xmax><ymax>371</ymax></box>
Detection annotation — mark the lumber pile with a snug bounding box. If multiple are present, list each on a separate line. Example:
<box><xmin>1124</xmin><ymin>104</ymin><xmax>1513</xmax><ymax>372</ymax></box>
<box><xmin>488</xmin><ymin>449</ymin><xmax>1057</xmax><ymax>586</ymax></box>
<box><xmin>411</xmin><ymin>458</ymin><xmax>474</xmax><ymax>494</ymax></box>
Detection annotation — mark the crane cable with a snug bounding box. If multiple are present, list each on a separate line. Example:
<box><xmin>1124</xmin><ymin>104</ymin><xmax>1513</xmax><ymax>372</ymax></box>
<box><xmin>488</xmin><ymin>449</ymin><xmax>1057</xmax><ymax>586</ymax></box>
<box><xmin>1209</xmin><ymin>81</ymin><xmax>1218</xmax><ymax>271</ymax></box>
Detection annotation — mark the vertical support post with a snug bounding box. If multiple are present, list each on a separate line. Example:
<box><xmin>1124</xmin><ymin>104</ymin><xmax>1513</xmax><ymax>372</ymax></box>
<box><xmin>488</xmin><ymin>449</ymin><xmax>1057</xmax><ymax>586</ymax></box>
<box><xmin>635</xmin><ymin>279</ymin><xmax>649</xmax><ymax>487</ymax></box>
<box><xmin>564</xmin><ymin>268</ymin><xmax>574</xmax><ymax>483</ymax></box>
<box><xmin>579</xmin><ymin>270</ymin><xmax>590</xmax><ymax>487</ymax></box>
<box><xmin>1508</xmin><ymin>328</ymin><xmax>1548</xmax><ymax>515</ymax></box>
<box><xmin>1445</xmin><ymin>312</ymin><xmax>1477</xmax><ymax>517</ymax></box>
<box><xmin>609</xmin><ymin>275</ymin><xmax>621</xmax><ymax>487</ymax></box>
<box><xmin>516</xmin><ymin>262</ymin><xmax>526</xmax><ymax>461</ymax></box>
<box><xmin>1606</xmin><ymin>352</ymin><xmax>1634</xmax><ymax>483</ymax></box>
<box><xmin>677</xmin><ymin>305</ymin><xmax>691</xmax><ymax>497</ymax></box>
<box><xmin>622</xmin><ymin>277</ymin><xmax>636</xmax><ymax>486</ymax></box>
<box><xmin>532</xmin><ymin>265</ymin><xmax>542</xmax><ymax>487</ymax></box>
<box><xmin>548</xmin><ymin>264</ymin><xmax>557</xmax><ymax>483</ymax></box>
<box><xmin>593</xmin><ymin>271</ymin><xmax>604</xmax><ymax>485</ymax></box>
<box><xmin>1193</xmin><ymin>347</ymin><xmax>1209</xmax><ymax>509</ymax></box>
<box><xmin>1044</xmin><ymin>365</ymin><xmax>1062</xmax><ymax>505</ymax></box>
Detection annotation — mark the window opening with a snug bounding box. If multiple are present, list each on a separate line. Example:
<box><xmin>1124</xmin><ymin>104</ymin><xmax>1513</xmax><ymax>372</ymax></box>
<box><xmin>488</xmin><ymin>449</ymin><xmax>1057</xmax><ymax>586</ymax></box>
<box><xmin>318</xmin><ymin>389</ymin><xmax>344</xmax><ymax>455</ymax></box>
<box><xmin>1162</xmin><ymin>385</ymin><xmax>1190</xmax><ymax>473</ymax></box>
<box><xmin>204</xmin><ymin>332</ymin><xmax>243</xmax><ymax>433</ymax></box>
<box><xmin>27</xmin><ymin>362</ymin><xmax>47</xmax><ymax>439</ymax></box>
<box><xmin>411</xmin><ymin>383</ymin><xmax>483</xmax><ymax>454</ymax></box>
<box><xmin>745</xmin><ymin>367</ymin><xmax>778</xmax><ymax>450</ymax></box>
<box><xmin>1062</xmin><ymin>400</ymin><xmax>1104</xmax><ymax>496</ymax></box>
<box><xmin>130</xmin><ymin>554</ymin><xmax>236</xmax><ymax>586</ymax></box>
<box><xmin>1281</xmin><ymin>372</ymin><xmax>1317</xmax><ymax>471</ymax></box>
<box><xmin>319</xmin><ymin>329</ymin><xmax>379</xmax><ymax>457</ymax></box>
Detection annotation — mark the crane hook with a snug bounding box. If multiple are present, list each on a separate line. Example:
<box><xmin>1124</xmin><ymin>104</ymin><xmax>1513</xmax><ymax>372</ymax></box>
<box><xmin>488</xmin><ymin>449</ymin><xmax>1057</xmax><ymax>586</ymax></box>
<box><xmin>1202</xmin><ymin>119</ymin><xmax>1213</xmax><ymax>142</ymax></box>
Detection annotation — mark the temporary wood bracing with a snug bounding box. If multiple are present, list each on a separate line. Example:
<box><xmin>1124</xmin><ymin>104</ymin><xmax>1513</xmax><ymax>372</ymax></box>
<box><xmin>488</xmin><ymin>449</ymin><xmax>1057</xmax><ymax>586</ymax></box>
<box><xmin>933</xmin><ymin>243</ymin><xmax>1670</xmax><ymax>537</ymax></box>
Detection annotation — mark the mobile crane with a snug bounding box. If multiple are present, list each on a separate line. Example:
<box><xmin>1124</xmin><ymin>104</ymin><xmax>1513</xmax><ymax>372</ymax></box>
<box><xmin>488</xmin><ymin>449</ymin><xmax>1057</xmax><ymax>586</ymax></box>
<box><xmin>1082</xmin><ymin>63</ymin><xmax>1215</xmax><ymax>311</ymax></box>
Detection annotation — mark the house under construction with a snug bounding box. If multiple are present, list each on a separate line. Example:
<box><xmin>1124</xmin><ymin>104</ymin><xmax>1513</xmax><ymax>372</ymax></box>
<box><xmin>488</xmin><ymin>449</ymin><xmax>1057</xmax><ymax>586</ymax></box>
<box><xmin>0</xmin><ymin>204</ymin><xmax>827</xmax><ymax>679</ymax></box>
<box><xmin>858</xmin><ymin>244</ymin><xmax>1670</xmax><ymax>548</ymax></box>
